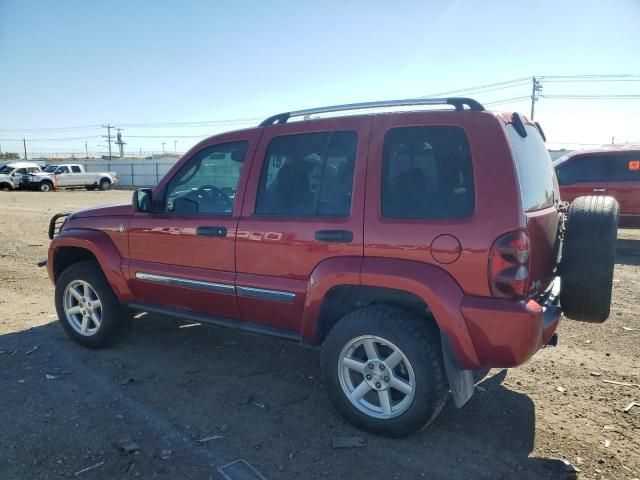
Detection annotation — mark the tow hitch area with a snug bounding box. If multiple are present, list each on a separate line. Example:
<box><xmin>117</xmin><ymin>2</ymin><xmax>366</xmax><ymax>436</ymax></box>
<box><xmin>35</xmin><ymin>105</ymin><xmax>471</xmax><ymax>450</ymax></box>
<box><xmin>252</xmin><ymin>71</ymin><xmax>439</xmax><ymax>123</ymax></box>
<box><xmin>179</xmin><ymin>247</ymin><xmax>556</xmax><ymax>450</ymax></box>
<box><xmin>37</xmin><ymin>259</ymin><xmax>47</xmax><ymax>268</ymax></box>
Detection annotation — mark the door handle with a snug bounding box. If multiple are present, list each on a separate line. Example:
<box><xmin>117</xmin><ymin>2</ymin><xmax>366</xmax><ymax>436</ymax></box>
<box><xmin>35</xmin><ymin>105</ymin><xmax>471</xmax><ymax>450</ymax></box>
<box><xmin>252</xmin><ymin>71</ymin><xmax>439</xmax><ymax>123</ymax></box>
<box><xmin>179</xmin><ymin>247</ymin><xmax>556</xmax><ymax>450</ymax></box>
<box><xmin>593</xmin><ymin>188</ymin><xmax>606</xmax><ymax>193</ymax></box>
<box><xmin>196</xmin><ymin>226</ymin><xmax>227</xmax><ymax>237</ymax></box>
<box><xmin>315</xmin><ymin>230</ymin><xmax>353</xmax><ymax>243</ymax></box>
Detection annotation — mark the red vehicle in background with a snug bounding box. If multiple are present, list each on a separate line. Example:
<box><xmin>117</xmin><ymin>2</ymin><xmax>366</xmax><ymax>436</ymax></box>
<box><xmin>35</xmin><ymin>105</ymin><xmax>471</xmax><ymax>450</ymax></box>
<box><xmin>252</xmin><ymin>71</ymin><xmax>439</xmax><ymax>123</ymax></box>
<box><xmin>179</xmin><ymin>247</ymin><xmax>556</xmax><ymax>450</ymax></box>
<box><xmin>555</xmin><ymin>146</ymin><xmax>640</xmax><ymax>227</ymax></box>
<box><xmin>45</xmin><ymin>98</ymin><xmax>619</xmax><ymax>437</ymax></box>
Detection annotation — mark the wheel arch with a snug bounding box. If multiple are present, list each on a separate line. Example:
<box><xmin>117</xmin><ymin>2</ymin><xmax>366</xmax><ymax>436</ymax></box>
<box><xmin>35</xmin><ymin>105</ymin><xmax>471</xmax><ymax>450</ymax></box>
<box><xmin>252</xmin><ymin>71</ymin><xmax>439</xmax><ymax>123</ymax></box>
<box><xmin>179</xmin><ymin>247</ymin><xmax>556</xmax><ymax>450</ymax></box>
<box><xmin>48</xmin><ymin>229</ymin><xmax>133</xmax><ymax>301</ymax></box>
<box><xmin>302</xmin><ymin>256</ymin><xmax>481</xmax><ymax>370</ymax></box>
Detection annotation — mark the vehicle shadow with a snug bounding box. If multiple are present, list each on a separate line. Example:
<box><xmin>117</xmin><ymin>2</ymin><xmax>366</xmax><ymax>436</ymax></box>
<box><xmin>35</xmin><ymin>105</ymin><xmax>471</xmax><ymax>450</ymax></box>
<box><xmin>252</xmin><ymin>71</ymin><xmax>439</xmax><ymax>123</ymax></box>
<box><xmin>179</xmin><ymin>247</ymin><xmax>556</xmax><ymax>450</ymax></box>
<box><xmin>0</xmin><ymin>317</ymin><xmax>577</xmax><ymax>480</ymax></box>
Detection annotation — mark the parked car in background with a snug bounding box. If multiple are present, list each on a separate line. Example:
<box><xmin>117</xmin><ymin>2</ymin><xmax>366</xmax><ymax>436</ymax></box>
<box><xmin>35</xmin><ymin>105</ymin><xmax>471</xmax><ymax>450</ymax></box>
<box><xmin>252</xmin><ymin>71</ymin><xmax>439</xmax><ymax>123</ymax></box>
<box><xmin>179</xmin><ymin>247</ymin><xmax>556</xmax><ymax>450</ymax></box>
<box><xmin>45</xmin><ymin>98</ymin><xmax>619</xmax><ymax>437</ymax></box>
<box><xmin>23</xmin><ymin>164</ymin><xmax>118</xmax><ymax>192</ymax></box>
<box><xmin>555</xmin><ymin>146</ymin><xmax>640</xmax><ymax>227</ymax></box>
<box><xmin>0</xmin><ymin>162</ymin><xmax>42</xmax><ymax>190</ymax></box>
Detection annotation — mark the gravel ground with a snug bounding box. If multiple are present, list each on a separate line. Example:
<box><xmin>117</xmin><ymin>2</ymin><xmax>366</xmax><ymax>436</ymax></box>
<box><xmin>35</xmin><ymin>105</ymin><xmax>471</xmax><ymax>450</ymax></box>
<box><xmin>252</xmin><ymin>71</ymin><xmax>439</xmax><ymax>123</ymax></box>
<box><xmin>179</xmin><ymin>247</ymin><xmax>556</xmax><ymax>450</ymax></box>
<box><xmin>0</xmin><ymin>190</ymin><xmax>638</xmax><ymax>480</ymax></box>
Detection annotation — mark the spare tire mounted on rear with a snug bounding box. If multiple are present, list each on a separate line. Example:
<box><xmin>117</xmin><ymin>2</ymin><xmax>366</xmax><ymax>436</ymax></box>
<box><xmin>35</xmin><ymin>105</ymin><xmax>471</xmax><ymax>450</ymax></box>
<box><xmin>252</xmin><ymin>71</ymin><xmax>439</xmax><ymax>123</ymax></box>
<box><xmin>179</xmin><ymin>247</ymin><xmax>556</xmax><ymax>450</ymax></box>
<box><xmin>560</xmin><ymin>195</ymin><xmax>619</xmax><ymax>323</ymax></box>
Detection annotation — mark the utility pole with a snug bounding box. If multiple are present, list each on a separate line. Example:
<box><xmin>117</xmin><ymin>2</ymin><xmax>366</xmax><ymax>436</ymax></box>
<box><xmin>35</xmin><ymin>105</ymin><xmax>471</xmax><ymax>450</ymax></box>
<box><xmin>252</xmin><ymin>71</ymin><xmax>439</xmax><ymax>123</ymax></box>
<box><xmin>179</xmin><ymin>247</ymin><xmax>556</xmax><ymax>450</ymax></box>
<box><xmin>174</xmin><ymin>140</ymin><xmax>177</xmax><ymax>153</ymax></box>
<box><xmin>530</xmin><ymin>77</ymin><xmax>542</xmax><ymax>120</ymax></box>
<box><xmin>139</xmin><ymin>147</ymin><xmax>142</xmax><ymax>158</ymax></box>
<box><xmin>611</xmin><ymin>136</ymin><xmax>615</xmax><ymax>145</ymax></box>
<box><xmin>114</xmin><ymin>128</ymin><xmax>126</xmax><ymax>158</ymax></box>
<box><xmin>85</xmin><ymin>141</ymin><xmax>88</xmax><ymax>158</ymax></box>
<box><xmin>162</xmin><ymin>142</ymin><xmax>166</xmax><ymax>155</ymax></box>
<box><xmin>23</xmin><ymin>138</ymin><xmax>28</xmax><ymax>160</ymax></box>
<box><xmin>101</xmin><ymin>124</ymin><xmax>114</xmax><ymax>160</ymax></box>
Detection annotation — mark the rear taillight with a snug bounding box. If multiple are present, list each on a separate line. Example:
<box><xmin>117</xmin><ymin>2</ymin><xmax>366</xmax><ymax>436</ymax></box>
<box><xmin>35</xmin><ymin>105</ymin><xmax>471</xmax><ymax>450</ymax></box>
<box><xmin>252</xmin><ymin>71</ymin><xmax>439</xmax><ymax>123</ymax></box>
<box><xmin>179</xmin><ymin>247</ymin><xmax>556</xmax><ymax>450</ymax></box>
<box><xmin>488</xmin><ymin>231</ymin><xmax>530</xmax><ymax>299</ymax></box>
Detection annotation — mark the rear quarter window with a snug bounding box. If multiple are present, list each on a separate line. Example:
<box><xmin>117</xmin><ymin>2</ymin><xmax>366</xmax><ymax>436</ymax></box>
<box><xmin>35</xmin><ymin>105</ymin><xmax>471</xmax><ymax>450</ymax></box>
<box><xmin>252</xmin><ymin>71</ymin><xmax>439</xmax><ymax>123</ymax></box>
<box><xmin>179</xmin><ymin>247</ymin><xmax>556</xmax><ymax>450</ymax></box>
<box><xmin>507</xmin><ymin>124</ymin><xmax>557</xmax><ymax>212</ymax></box>
<box><xmin>381</xmin><ymin>126</ymin><xmax>474</xmax><ymax>219</ymax></box>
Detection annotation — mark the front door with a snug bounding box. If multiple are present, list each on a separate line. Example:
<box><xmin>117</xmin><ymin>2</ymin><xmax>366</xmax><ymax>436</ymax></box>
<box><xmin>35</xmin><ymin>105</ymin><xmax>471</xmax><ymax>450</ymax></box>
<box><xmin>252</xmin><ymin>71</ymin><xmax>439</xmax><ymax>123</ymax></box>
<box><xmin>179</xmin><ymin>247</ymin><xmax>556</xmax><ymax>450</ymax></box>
<box><xmin>128</xmin><ymin>131</ymin><xmax>261</xmax><ymax>319</ymax></box>
<box><xmin>54</xmin><ymin>165</ymin><xmax>72</xmax><ymax>187</ymax></box>
<box><xmin>235</xmin><ymin>117</ymin><xmax>371</xmax><ymax>332</ymax></box>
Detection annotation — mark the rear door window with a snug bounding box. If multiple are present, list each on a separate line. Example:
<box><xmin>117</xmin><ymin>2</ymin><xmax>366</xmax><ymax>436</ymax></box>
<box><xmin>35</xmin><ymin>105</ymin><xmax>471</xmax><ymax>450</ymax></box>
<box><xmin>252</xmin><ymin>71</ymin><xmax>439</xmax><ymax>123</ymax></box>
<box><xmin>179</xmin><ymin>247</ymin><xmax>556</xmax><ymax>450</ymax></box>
<box><xmin>381</xmin><ymin>126</ymin><xmax>474</xmax><ymax>219</ymax></box>
<box><xmin>607</xmin><ymin>153</ymin><xmax>640</xmax><ymax>182</ymax></box>
<box><xmin>255</xmin><ymin>131</ymin><xmax>357</xmax><ymax>217</ymax></box>
<box><xmin>71</xmin><ymin>165</ymin><xmax>82</xmax><ymax>173</ymax></box>
<box><xmin>507</xmin><ymin>124</ymin><xmax>557</xmax><ymax>211</ymax></box>
<box><xmin>556</xmin><ymin>156</ymin><xmax>606</xmax><ymax>185</ymax></box>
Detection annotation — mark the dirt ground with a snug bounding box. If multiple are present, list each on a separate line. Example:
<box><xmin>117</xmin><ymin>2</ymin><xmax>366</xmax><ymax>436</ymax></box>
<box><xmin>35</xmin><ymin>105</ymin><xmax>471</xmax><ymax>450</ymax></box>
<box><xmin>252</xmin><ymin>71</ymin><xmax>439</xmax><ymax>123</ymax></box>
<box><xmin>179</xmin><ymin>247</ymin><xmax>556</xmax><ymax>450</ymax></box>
<box><xmin>0</xmin><ymin>190</ymin><xmax>638</xmax><ymax>480</ymax></box>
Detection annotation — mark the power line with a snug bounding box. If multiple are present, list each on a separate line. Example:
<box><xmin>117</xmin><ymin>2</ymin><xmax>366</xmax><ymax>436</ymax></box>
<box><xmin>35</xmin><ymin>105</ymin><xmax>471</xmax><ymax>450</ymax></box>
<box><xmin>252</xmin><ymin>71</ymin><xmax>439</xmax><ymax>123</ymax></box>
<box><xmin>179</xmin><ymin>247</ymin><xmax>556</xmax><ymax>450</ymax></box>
<box><xmin>483</xmin><ymin>96</ymin><xmax>531</xmax><ymax>106</ymax></box>
<box><xmin>0</xmin><ymin>124</ymin><xmax>101</xmax><ymax>132</ymax></box>
<box><xmin>420</xmin><ymin>77</ymin><xmax>531</xmax><ymax>97</ymax></box>
<box><xmin>542</xmin><ymin>94</ymin><xmax>640</xmax><ymax>99</ymax></box>
<box><xmin>0</xmin><ymin>135</ymin><xmax>102</xmax><ymax>141</ymax></box>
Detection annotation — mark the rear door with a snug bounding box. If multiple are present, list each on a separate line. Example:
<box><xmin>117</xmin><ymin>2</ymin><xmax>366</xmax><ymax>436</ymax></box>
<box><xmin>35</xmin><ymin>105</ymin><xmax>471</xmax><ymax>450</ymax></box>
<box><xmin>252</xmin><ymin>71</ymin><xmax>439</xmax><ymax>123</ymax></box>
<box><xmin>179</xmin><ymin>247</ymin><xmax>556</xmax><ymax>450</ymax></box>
<box><xmin>128</xmin><ymin>132</ymin><xmax>260</xmax><ymax>319</ymax></box>
<box><xmin>235</xmin><ymin>117</ymin><xmax>370</xmax><ymax>332</ymax></box>
<box><xmin>556</xmin><ymin>155</ymin><xmax>607</xmax><ymax>203</ymax></box>
<box><xmin>507</xmin><ymin>123</ymin><xmax>560</xmax><ymax>295</ymax></box>
<box><xmin>606</xmin><ymin>152</ymin><xmax>640</xmax><ymax>217</ymax></box>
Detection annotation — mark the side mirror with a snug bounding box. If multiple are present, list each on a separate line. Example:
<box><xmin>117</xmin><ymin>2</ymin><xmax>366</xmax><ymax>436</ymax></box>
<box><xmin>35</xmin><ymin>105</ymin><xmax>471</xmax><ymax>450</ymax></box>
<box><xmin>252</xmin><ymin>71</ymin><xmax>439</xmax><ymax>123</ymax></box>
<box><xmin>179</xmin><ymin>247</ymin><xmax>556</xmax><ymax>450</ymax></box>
<box><xmin>133</xmin><ymin>188</ymin><xmax>153</xmax><ymax>213</ymax></box>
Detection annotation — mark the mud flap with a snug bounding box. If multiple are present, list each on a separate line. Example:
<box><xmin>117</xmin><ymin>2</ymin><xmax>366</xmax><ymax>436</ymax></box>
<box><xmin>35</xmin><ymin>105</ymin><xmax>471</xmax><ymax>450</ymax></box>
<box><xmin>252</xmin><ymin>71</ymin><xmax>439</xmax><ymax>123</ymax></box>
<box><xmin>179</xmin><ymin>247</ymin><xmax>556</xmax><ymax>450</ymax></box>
<box><xmin>440</xmin><ymin>332</ymin><xmax>474</xmax><ymax>408</ymax></box>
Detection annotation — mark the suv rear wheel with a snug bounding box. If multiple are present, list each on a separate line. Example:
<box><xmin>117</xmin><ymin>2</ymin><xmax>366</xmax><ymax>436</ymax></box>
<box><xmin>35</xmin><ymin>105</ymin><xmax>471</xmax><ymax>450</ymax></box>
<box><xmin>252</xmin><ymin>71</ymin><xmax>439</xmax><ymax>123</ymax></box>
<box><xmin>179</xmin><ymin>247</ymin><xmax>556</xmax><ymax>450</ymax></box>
<box><xmin>99</xmin><ymin>179</ymin><xmax>111</xmax><ymax>191</ymax></box>
<box><xmin>55</xmin><ymin>260</ymin><xmax>127</xmax><ymax>348</ymax></box>
<box><xmin>321</xmin><ymin>305</ymin><xmax>448</xmax><ymax>437</ymax></box>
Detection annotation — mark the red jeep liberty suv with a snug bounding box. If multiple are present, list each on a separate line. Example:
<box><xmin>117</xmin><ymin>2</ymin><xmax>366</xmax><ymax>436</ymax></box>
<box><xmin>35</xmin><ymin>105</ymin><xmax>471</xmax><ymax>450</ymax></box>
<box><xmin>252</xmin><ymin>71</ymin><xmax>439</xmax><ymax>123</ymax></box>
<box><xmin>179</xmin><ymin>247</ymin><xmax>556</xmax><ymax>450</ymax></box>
<box><xmin>46</xmin><ymin>98</ymin><xmax>619</xmax><ymax>437</ymax></box>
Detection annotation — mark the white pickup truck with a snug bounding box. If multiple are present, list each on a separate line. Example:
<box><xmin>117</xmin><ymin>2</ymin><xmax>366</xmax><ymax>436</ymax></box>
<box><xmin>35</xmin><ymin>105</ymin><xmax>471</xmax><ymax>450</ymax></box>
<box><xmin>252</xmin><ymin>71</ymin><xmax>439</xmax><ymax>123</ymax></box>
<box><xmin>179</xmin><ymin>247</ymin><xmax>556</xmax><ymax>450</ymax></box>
<box><xmin>24</xmin><ymin>164</ymin><xmax>118</xmax><ymax>192</ymax></box>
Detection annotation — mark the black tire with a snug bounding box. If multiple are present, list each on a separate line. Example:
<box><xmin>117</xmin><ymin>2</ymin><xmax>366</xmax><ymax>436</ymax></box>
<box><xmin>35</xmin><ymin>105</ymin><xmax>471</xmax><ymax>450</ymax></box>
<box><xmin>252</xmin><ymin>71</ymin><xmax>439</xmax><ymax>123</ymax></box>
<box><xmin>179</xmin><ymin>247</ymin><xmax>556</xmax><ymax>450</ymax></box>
<box><xmin>99</xmin><ymin>179</ymin><xmax>111</xmax><ymax>191</ymax></box>
<box><xmin>560</xmin><ymin>195</ymin><xmax>619</xmax><ymax>323</ymax></box>
<box><xmin>40</xmin><ymin>181</ymin><xmax>53</xmax><ymax>192</ymax></box>
<box><xmin>321</xmin><ymin>305</ymin><xmax>448</xmax><ymax>437</ymax></box>
<box><xmin>55</xmin><ymin>260</ymin><xmax>127</xmax><ymax>348</ymax></box>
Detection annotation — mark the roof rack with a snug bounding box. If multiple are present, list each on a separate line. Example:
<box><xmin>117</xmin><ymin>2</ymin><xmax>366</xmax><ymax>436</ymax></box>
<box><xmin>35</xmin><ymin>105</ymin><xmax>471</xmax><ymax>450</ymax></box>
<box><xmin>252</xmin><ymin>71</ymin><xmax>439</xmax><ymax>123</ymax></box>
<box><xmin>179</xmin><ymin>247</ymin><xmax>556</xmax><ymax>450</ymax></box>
<box><xmin>259</xmin><ymin>97</ymin><xmax>484</xmax><ymax>126</ymax></box>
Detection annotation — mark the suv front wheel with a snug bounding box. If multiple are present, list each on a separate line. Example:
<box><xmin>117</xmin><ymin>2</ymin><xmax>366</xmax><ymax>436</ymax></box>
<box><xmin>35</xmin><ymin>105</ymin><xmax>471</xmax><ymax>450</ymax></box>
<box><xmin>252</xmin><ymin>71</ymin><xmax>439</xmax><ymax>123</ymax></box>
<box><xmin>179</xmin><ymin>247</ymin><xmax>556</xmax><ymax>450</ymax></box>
<box><xmin>55</xmin><ymin>260</ymin><xmax>127</xmax><ymax>348</ymax></box>
<box><xmin>321</xmin><ymin>305</ymin><xmax>449</xmax><ymax>437</ymax></box>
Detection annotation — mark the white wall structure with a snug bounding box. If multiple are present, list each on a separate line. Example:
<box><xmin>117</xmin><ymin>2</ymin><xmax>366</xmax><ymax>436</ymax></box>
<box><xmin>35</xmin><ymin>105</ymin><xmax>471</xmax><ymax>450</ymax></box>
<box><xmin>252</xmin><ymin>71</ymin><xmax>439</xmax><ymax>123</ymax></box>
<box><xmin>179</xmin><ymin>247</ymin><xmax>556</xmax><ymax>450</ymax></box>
<box><xmin>80</xmin><ymin>159</ymin><xmax>177</xmax><ymax>187</ymax></box>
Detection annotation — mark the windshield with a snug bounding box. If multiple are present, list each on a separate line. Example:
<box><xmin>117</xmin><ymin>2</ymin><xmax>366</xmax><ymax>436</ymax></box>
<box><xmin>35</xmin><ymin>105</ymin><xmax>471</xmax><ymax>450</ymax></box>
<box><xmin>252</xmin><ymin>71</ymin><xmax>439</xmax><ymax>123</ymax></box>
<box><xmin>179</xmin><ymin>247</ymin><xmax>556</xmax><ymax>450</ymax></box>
<box><xmin>44</xmin><ymin>165</ymin><xmax>58</xmax><ymax>172</ymax></box>
<box><xmin>0</xmin><ymin>166</ymin><xmax>14</xmax><ymax>174</ymax></box>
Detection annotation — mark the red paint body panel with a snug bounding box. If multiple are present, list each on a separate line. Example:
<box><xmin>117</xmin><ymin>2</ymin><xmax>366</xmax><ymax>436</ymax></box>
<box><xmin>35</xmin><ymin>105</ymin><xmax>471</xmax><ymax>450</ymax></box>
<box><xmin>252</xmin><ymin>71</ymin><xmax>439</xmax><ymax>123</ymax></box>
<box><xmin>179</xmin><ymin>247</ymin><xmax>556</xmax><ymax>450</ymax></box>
<box><xmin>48</xmin><ymin>228</ymin><xmax>134</xmax><ymax>302</ymax></box>
<box><xmin>47</xmin><ymin>108</ymin><xmax>568</xmax><ymax>371</ymax></box>
<box><xmin>363</xmin><ymin>112</ymin><xmax>522</xmax><ymax>298</ymax></box>
<box><xmin>556</xmin><ymin>148</ymin><xmax>640</xmax><ymax>227</ymax></box>
<box><xmin>300</xmin><ymin>256</ymin><xmax>362</xmax><ymax>340</ymax></box>
<box><xmin>461</xmin><ymin>296</ymin><xmax>560</xmax><ymax>368</ymax></box>
<box><xmin>235</xmin><ymin>272</ymin><xmax>306</xmax><ymax>331</ymax></box>
<box><xmin>360</xmin><ymin>257</ymin><xmax>481</xmax><ymax>369</ymax></box>
<box><xmin>234</xmin><ymin>117</ymin><xmax>371</xmax><ymax>331</ymax></box>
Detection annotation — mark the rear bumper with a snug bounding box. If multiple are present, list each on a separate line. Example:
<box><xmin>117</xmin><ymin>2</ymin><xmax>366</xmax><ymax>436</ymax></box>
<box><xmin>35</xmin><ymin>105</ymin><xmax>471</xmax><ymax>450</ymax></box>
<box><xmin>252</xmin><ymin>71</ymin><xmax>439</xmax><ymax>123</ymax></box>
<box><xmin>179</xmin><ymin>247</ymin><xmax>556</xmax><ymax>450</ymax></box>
<box><xmin>461</xmin><ymin>277</ymin><xmax>561</xmax><ymax>368</ymax></box>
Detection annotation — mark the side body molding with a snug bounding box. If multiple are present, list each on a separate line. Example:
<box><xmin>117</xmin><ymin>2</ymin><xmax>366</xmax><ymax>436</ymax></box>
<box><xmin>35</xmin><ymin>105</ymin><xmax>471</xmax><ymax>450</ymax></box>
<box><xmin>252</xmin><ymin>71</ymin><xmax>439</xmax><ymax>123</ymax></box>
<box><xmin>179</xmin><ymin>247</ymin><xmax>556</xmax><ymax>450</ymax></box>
<box><xmin>47</xmin><ymin>228</ymin><xmax>134</xmax><ymax>302</ymax></box>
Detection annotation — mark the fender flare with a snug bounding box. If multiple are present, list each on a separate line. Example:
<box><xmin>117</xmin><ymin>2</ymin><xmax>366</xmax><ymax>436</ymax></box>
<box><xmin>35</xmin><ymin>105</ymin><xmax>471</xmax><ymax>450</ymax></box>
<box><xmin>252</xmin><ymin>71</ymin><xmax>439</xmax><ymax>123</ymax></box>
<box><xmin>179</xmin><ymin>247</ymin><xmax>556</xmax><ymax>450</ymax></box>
<box><xmin>302</xmin><ymin>256</ymin><xmax>480</xmax><ymax>370</ymax></box>
<box><xmin>48</xmin><ymin>229</ymin><xmax>133</xmax><ymax>301</ymax></box>
<box><xmin>360</xmin><ymin>257</ymin><xmax>480</xmax><ymax>370</ymax></box>
<box><xmin>300</xmin><ymin>256</ymin><xmax>362</xmax><ymax>341</ymax></box>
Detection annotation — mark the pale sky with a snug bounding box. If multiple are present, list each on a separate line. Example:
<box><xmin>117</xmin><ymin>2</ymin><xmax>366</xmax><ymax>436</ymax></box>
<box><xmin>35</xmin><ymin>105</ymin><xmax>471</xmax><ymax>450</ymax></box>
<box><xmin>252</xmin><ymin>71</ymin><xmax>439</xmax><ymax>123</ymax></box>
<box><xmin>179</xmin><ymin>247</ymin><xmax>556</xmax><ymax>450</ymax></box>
<box><xmin>1</xmin><ymin>0</ymin><xmax>639</xmax><ymax>156</ymax></box>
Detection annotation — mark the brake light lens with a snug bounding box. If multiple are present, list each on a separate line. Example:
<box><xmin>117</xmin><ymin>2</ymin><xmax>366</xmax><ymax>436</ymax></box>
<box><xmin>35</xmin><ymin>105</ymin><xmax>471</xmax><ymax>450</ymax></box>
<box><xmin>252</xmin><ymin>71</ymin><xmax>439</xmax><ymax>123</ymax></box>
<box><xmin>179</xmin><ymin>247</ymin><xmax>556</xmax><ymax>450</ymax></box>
<box><xmin>489</xmin><ymin>231</ymin><xmax>530</xmax><ymax>299</ymax></box>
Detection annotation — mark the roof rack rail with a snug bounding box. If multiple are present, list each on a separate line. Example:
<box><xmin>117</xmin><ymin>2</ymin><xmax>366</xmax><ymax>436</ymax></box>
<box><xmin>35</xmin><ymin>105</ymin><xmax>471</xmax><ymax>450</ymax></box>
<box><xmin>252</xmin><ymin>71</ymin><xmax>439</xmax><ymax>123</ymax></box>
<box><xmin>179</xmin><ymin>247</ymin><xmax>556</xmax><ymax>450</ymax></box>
<box><xmin>259</xmin><ymin>97</ymin><xmax>484</xmax><ymax>126</ymax></box>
